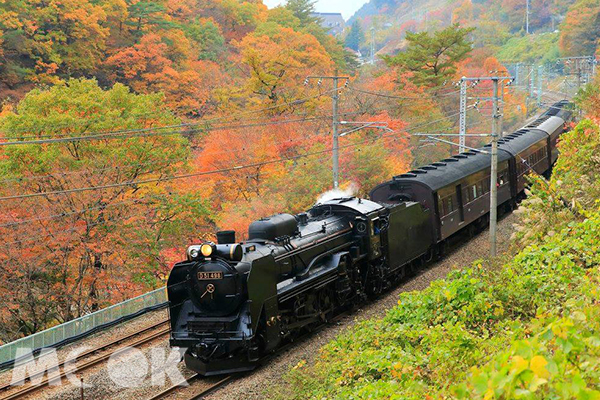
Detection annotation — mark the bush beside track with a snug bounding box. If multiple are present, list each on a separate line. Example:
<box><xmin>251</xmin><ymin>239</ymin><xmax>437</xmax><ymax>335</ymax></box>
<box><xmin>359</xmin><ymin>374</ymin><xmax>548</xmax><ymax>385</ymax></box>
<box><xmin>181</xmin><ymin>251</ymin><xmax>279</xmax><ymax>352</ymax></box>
<box><xmin>268</xmin><ymin>119</ymin><xmax>600</xmax><ymax>399</ymax></box>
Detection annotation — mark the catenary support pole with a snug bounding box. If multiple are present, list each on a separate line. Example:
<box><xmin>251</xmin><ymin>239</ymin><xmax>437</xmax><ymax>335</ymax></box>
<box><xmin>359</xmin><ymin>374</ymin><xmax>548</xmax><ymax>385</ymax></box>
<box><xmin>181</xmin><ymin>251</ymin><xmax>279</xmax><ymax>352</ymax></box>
<box><xmin>305</xmin><ymin>72</ymin><xmax>349</xmax><ymax>189</ymax></box>
<box><xmin>526</xmin><ymin>0</ymin><xmax>530</xmax><ymax>34</ymax></box>
<box><xmin>489</xmin><ymin>78</ymin><xmax>500</xmax><ymax>258</ymax></box>
<box><xmin>370</xmin><ymin>27</ymin><xmax>375</xmax><ymax>65</ymax></box>
<box><xmin>459</xmin><ymin>78</ymin><xmax>467</xmax><ymax>152</ymax></box>
<box><xmin>537</xmin><ymin>65</ymin><xmax>543</xmax><ymax>106</ymax></box>
<box><xmin>332</xmin><ymin>71</ymin><xmax>340</xmax><ymax>188</ymax></box>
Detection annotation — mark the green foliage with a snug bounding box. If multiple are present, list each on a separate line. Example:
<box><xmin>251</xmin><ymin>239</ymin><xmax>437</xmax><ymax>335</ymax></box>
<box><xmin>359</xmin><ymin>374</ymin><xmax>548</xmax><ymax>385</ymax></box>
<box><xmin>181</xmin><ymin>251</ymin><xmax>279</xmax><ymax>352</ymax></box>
<box><xmin>268</xmin><ymin>118</ymin><xmax>600</xmax><ymax>399</ymax></box>
<box><xmin>383</xmin><ymin>24</ymin><xmax>475</xmax><ymax>87</ymax></box>
<box><xmin>185</xmin><ymin>19</ymin><xmax>225</xmax><ymax>61</ymax></box>
<box><xmin>345</xmin><ymin>21</ymin><xmax>365</xmax><ymax>52</ymax></box>
<box><xmin>497</xmin><ymin>33</ymin><xmax>560</xmax><ymax>64</ymax></box>
<box><xmin>0</xmin><ymin>79</ymin><xmax>214</xmax><ymax>337</ymax></box>
<box><xmin>126</xmin><ymin>1</ymin><xmax>170</xmax><ymax>35</ymax></box>
<box><xmin>266</xmin><ymin>6</ymin><xmax>302</xmax><ymax>30</ymax></box>
<box><xmin>285</xmin><ymin>0</ymin><xmax>320</xmax><ymax>27</ymax></box>
<box><xmin>0</xmin><ymin>78</ymin><xmax>184</xmax><ymax>176</ymax></box>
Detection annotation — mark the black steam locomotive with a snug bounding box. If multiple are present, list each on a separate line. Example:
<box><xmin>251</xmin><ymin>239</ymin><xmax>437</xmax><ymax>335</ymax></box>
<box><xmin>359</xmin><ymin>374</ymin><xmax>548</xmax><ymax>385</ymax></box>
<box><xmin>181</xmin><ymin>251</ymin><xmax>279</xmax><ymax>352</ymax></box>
<box><xmin>166</xmin><ymin>101</ymin><xmax>572</xmax><ymax>375</ymax></box>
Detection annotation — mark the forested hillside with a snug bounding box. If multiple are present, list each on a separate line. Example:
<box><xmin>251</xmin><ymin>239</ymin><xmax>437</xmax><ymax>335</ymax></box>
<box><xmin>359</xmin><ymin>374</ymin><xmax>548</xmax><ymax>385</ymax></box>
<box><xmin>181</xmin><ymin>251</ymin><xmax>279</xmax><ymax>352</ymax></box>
<box><xmin>268</xmin><ymin>85</ymin><xmax>600</xmax><ymax>399</ymax></box>
<box><xmin>0</xmin><ymin>0</ymin><xmax>356</xmax><ymax>113</ymax></box>
<box><xmin>0</xmin><ymin>0</ymin><xmax>582</xmax><ymax>346</ymax></box>
<box><xmin>0</xmin><ymin>0</ymin><xmax>422</xmax><ymax>342</ymax></box>
<box><xmin>346</xmin><ymin>0</ymin><xmax>600</xmax><ymax>64</ymax></box>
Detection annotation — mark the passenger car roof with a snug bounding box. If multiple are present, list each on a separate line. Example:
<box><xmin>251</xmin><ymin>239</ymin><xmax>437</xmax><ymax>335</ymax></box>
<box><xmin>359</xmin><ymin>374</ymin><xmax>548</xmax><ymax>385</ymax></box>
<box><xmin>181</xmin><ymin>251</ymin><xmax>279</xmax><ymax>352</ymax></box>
<box><xmin>390</xmin><ymin>149</ymin><xmax>512</xmax><ymax>192</ymax></box>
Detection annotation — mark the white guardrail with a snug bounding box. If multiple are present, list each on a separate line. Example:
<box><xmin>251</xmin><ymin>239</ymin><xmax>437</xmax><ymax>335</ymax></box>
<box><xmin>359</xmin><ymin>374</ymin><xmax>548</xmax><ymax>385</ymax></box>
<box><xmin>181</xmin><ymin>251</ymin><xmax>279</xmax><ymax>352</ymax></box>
<box><xmin>0</xmin><ymin>287</ymin><xmax>167</xmax><ymax>366</ymax></box>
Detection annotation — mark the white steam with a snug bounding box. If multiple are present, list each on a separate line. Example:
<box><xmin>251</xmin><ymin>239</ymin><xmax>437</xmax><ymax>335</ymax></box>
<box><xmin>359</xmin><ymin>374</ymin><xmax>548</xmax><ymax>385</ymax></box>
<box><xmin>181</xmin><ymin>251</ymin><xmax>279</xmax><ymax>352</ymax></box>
<box><xmin>316</xmin><ymin>183</ymin><xmax>359</xmax><ymax>204</ymax></box>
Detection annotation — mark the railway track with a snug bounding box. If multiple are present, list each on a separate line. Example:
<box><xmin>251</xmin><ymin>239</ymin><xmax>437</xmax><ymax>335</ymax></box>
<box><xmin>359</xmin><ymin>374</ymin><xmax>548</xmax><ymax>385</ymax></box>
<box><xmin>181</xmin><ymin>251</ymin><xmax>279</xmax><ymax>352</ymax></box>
<box><xmin>146</xmin><ymin>312</ymin><xmax>350</xmax><ymax>400</ymax></box>
<box><xmin>147</xmin><ymin>374</ymin><xmax>232</xmax><ymax>400</ymax></box>
<box><xmin>0</xmin><ymin>320</ymin><xmax>170</xmax><ymax>400</ymax></box>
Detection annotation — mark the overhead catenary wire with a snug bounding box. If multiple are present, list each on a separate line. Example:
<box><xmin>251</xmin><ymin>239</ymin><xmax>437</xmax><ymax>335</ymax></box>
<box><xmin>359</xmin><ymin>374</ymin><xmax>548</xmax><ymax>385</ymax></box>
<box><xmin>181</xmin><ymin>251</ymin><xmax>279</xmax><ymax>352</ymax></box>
<box><xmin>0</xmin><ymin>87</ymin><xmax>344</xmax><ymax>143</ymax></box>
<box><xmin>0</xmin><ymin>111</ymin><xmax>370</xmax><ymax>185</ymax></box>
<box><xmin>0</xmin><ymin>198</ymin><xmax>149</xmax><ymax>228</ymax></box>
<box><xmin>0</xmin><ymin>209</ymin><xmax>151</xmax><ymax>249</ymax></box>
<box><xmin>0</xmin><ymin>110</ymin><xmax>466</xmax><ymax>202</ymax></box>
<box><xmin>0</xmin><ymin>102</ymin><xmax>382</xmax><ymax>149</ymax></box>
<box><xmin>347</xmin><ymin>86</ymin><xmax>461</xmax><ymax>100</ymax></box>
<box><xmin>0</xmin><ymin>105</ymin><xmax>437</xmax><ymax>186</ymax></box>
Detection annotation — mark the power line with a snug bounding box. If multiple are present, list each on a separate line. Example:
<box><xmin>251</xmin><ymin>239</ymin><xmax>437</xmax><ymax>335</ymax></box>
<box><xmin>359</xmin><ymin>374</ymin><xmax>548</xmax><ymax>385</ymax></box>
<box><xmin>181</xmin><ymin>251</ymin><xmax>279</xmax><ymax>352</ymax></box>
<box><xmin>0</xmin><ymin>115</ymin><xmax>354</xmax><ymax>185</ymax></box>
<box><xmin>0</xmin><ymin>106</ymin><xmax>405</xmax><ymax>193</ymax></box>
<box><xmin>0</xmin><ymin>87</ymin><xmax>343</xmax><ymax>144</ymax></box>
<box><xmin>0</xmin><ymin>198</ymin><xmax>147</xmax><ymax>228</ymax></box>
<box><xmin>348</xmin><ymin>87</ymin><xmax>460</xmax><ymax>100</ymax></box>
<box><xmin>0</xmin><ymin>209</ymin><xmax>150</xmax><ymax>249</ymax></box>
<box><xmin>0</xmin><ymin>111</ymin><xmax>463</xmax><ymax>202</ymax></box>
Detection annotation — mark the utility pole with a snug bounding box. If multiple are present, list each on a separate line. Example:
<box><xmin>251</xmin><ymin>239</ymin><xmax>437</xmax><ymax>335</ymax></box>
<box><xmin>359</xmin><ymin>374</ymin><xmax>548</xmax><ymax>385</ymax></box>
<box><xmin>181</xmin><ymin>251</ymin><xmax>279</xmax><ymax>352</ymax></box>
<box><xmin>370</xmin><ymin>27</ymin><xmax>375</xmax><ymax>65</ymax></box>
<box><xmin>490</xmin><ymin>78</ymin><xmax>500</xmax><ymax>257</ymax></box>
<box><xmin>305</xmin><ymin>72</ymin><xmax>350</xmax><ymax>189</ymax></box>
<box><xmin>526</xmin><ymin>0</ymin><xmax>530</xmax><ymax>34</ymax></box>
<box><xmin>499</xmin><ymin>80</ymin><xmax>505</xmax><ymax>137</ymax></box>
<box><xmin>458</xmin><ymin>78</ymin><xmax>467</xmax><ymax>153</ymax></box>
<box><xmin>556</xmin><ymin>56</ymin><xmax>596</xmax><ymax>91</ymax></box>
<box><xmin>456</xmin><ymin>76</ymin><xmax>513</xmax><ymax>257</ymax></box>
<box><xmin>537</xmin><ymin>65</ymin><xmax>543</xmax><ymax>106</ymax></box>
<box><xmin>332</xmin><ymin>74</ymin><xmax>340</xmax><ymax>188</ymax></box>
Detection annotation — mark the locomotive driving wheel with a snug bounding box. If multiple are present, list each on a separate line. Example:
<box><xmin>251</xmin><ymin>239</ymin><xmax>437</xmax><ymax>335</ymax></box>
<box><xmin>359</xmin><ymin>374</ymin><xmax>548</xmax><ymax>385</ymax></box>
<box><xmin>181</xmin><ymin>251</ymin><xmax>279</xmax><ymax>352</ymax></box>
<box><xmin>367</xmin><ymin>260</ymin><xmax>386</xmax><ymax>297</ymax></box>
<box><xmin>318</xmin><ymin>288</ymin><xmax>334</xmax><ymax>322</ymax></box>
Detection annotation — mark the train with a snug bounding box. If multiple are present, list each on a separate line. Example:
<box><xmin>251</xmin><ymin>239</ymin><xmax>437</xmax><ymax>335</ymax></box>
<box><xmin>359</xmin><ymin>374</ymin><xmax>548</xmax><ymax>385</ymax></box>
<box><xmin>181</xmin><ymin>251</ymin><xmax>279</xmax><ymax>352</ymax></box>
<box><xmin>166</xmin><ymin>101</ymin><xmax>572</xmax><ymax>376</ymax></box>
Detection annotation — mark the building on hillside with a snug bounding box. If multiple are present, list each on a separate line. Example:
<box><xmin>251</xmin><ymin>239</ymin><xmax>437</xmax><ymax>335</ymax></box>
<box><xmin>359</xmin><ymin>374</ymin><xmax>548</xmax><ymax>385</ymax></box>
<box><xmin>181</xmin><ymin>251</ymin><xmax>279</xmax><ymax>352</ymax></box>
<box><xmin>311</xmin><ymin>12</ymin><xmax>346</xmax><ymax>36</ymax></box>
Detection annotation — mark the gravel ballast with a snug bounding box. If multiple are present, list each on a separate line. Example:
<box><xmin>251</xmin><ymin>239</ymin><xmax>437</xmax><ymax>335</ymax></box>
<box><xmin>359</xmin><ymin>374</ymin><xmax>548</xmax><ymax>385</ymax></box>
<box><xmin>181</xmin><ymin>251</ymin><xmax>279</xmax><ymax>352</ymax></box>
<box><xmin>206</xmin><ymin>212</ymin><xmax>518</xmax><ymax>400</ymax></box>
<box><xmin>0</xmin><ymin>212</ymin><xmax>518</xmax><ymax>400</ymax></box>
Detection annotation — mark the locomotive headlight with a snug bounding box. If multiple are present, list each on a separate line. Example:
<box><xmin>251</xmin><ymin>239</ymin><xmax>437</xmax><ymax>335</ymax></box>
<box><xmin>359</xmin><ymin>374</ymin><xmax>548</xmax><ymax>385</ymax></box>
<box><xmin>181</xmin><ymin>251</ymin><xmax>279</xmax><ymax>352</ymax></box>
<box><xmin>187</xmin><ymin>245</ymin><xmax>202</xmax><ymax>260</ymax></box>
<box><xmin>200</xmin><ymin>243</ymin><xmax>214</xmax><ymax>257</ymax></box>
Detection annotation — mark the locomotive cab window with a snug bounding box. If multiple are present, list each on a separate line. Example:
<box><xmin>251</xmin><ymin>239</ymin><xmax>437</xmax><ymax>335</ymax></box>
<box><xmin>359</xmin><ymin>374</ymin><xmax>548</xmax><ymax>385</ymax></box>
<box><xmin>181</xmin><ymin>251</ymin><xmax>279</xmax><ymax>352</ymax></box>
<box><xmin>371</xmin><ymin>218</ymin><xmax>381</xmax><ymax>235</ymax></box>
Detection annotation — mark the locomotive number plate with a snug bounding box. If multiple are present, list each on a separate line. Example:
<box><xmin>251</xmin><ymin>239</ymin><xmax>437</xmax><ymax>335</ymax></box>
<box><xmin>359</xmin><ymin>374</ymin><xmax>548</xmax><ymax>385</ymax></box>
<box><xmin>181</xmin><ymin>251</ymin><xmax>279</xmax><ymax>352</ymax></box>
<box><xmin>197</xmin><ymin>271</ymin><xmax>223</xmax><ymax>280</ymax></box>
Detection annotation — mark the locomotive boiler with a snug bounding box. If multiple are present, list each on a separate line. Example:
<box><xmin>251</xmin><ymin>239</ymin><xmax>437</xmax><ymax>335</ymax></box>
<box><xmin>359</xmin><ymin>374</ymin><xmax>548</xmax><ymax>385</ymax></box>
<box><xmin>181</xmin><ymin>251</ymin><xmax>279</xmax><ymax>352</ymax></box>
<box><xmin>167</xmin><ymin>101</ymin><xmax>572</xmax><ymax>375</ymax></box>
<box><xmin>167</xmin><ymin>198</ymin><xmax>431</xmax><ymax>375</ymax></box>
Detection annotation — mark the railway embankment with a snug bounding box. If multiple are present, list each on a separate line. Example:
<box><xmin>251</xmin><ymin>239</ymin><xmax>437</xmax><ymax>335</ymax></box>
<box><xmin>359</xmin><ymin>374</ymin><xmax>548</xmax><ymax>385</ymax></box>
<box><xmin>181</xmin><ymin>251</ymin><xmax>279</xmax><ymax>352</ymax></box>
<box><xmin>263</xmin><ymin>119</ymin><xmax>600</xmax><ymax>398</ymax></box>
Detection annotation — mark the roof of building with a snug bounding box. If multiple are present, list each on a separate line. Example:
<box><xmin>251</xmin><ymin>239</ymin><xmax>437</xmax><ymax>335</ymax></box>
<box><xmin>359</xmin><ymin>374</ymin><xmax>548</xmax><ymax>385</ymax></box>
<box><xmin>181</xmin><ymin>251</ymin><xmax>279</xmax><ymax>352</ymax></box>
<box><xmin>311</xmin><ymin>12</ymin><xmax>345</xmax><ymax>35</ymax></box>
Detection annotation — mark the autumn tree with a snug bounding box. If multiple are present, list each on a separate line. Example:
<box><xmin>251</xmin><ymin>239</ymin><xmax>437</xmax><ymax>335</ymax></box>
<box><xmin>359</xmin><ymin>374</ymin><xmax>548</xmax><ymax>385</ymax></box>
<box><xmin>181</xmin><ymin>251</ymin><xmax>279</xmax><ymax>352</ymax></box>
<box><xmin>559</xmin><ymin>0</ymin><xmax>600</xmax><ymax>57</ymax></box>
<box><xmin>384</xmin><ymin>24</ymin><xmax>474</xmax><ymax>88</ymax></box>
<box><xmin>0</xmin><ymin>79</ymin><xmax>211</xmax><ymax>340</ymax></box>
<box><xmin>0</xmin><ymin>0</ymin><xmax>108</xmax><ymax>84</ymax></box>
<box><xmin>103</xmin><ymin>34</ymin><xmax>223</xmax><ymax>116</ymax></box>
<box><xmin>232</xmin><ymin>26</ymin><xmax>334</xmax><ymax>112</ymax></box>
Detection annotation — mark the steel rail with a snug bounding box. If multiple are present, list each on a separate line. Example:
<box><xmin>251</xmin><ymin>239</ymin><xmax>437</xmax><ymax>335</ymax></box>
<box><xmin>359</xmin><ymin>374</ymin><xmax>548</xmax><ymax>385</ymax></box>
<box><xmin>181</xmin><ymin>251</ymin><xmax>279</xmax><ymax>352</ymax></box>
<box><xmin>0</xmin><ymin>321</ymin><xmax>170</xmax><ymax>400</ymax></box>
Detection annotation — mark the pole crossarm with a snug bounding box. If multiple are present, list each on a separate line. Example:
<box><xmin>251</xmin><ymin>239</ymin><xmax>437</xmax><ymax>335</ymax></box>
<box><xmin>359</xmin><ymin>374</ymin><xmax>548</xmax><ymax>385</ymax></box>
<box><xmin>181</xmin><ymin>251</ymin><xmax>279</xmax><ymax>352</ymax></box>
<box><xmin>413</xmin><ymin>133</ymin><xmax>492</xmax><ymax>137</ymax></box>
<box><xmin>420</xmin><ymin>136</ymin><xmax>490</xmax><ymax>154</ymax></box>
<box><xmin>304</xmin><ymin>73</ymin><xmax>349</xmax><ymax>189</ymax></box>
<box><xmin>339</xmin><ymin>123</ymin><xmax>391</xmax><ymax>137</ymax></box>
<box><xmin>457</xmin><ymin>76</ymin><xmax>513</xmax><ymax>153</ymax></box>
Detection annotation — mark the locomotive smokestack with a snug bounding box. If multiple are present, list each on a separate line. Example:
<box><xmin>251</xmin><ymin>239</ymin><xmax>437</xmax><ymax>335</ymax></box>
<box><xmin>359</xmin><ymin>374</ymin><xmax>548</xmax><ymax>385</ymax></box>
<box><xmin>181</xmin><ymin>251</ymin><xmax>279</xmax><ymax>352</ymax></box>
<box><xmin>217</xmin><ymin>230</ymin><xmax>236</xmax><ymax>244</ymax></box>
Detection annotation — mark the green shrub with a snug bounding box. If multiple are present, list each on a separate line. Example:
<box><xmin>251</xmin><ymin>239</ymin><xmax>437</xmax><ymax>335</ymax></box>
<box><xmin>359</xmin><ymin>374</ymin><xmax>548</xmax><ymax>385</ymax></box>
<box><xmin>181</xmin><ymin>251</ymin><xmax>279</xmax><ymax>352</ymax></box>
<box><xmin>268</xmin><ymin>118</ymin><xmax>600</xmax><ymax>400</ymax></box>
